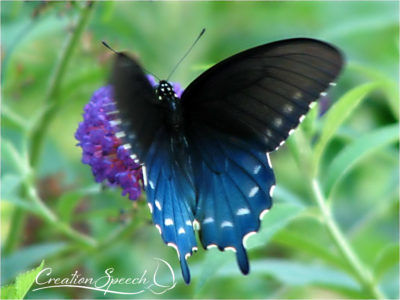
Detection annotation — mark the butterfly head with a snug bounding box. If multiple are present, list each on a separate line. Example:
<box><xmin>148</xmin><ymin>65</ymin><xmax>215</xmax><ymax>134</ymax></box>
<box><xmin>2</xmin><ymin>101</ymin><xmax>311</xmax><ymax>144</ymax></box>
<box><xmin>156</xmin><ymin>80</ymin><xmax>178</xmax><ymax>103</ymax></box>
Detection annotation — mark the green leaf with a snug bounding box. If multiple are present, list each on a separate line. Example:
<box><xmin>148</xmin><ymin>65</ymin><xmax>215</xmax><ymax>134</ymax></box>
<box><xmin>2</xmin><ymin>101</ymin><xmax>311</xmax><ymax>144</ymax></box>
<box><xmin>195</xmin><ymin>202</ymin><xmax>304</xmax><ymax>292</ymax></box>
<box><xmin>245</xmin><ymin>202</ymin><xmax>305</xmax><ymax>249</ymax></box>
<box><xmin>217</xmin><ymin>258</ymin><xmax>360</xmax><ymax>290</ymax></box>
<box><xmin>374</xmin><ymin>244</ymin><xmax>399</xmax><ymax>281</ymax></box>
<box><xmin>312</xmin><ymin>82</ymin><xmax>384</xmax><ymax>176</ymax></box>
<box><xmin>2</xmin><ymin>243</ymin><xmax>66</xmax><ymax>284</ymax></box>
<box><xmin>272</xmin><ymin>229</ymin><xmax>353</xmax><ymax>274</ymax></box>
<box><xmin>1</xmin><ymin>261</ymin><xmax>44</xmax><ymax>299</ymax></box>
<box><xmin>323</xmin><ymin>124</ymin><xmax>399</xmax><ymax>196</ymax></box>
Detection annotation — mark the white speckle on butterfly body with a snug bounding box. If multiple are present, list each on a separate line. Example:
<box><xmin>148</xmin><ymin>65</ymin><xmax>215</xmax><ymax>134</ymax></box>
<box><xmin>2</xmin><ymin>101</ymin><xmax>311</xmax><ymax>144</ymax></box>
<box><xmin>158</xmin><ymin>96</ymin><xmax>162</xmax><ymax>101</ymax></box>
<box><xmin>148</xmin><ymin>203</ymin><xmax>153</xmax><ymax>213</ymax></box>
<box><xmin>237</xmin><ymin>207</ymin><xmax>251</xmax><ymax>215</ymax></box>
<box><xmin>248</xmin><ymin>186</ymin><xmax>259</xmax><ymax>198</ymax></box>
<box><xmin>165</xmin><ymin>218</ymin><xmax>174</xmax><ymax>226</ymax></box>
<box><xmin>155</xmin><ymin>200</ymin><xmax>162</xmax><ymax>211</ymax></box>
<box><xmin>142</xmin><ymin>165</ymin><xmax>148</xmax><ymax>187</ymax></box>
<box><xmin>253</xmin><ymin>164</ymin><xmax>261</xmax><ymax>174</ymax></box>
<box><xmin>269</xmin><ymin>184</ymin><xmax>276</xmax><ymax>197</ymax></box>
<box><xmin>243</xmin><ymin>231</ymin><xmax>257</xmax><ymax>248</ymax></box>
<box><xmin>259</xmin><ymin>209</ymin><xmax>270</xmax><ymax>220</ymax></box>
<box><xmin>207</xmin><ymin>244</ymin><xmax>217</xmax><ymax>250</ymax></box>
<box><xmin>178</xmin><ymin>227</ymin><xmax>186</xmax><ymax>234</ymax></box>
<box><xmin>224</xmin><ymin>246</ymin><xmax>237</xmax><ymax>253</ymax></box>
<box><xmin>221</xmin><ymin>221</ymin><xmax>234</xmax><ymax>228</ymax></box>
<box><xmin>122</xmin><ymin>144</ymin><xmax>131</xmax><ymax>150</ymax></box>
<box><xmin>203</xmin><ymin>217</ymin><xmax>214</xmax><ymax>224</ymax></box>
<box><xmin>167</xmin><ymin>243</ymin><xmax>180</xmax><ymax>259</ymax></box>
<box><xmin>130</xmin><ymin>154</ymin><xmax>137</xmax><ymax>160</ymax></box>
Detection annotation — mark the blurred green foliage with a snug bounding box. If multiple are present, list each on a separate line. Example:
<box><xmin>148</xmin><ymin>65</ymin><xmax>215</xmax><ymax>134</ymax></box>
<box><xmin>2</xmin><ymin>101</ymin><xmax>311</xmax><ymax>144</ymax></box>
<box><xmin>1</xmin><ymin>1</ymin><xmax>398</xmax><ymax>299</ymax></box>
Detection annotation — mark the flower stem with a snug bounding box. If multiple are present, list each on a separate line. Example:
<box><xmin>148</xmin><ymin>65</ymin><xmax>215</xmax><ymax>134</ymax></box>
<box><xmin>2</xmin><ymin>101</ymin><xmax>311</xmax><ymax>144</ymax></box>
<box><xmin>310</xmin><ymin>179</ymin><xmax>386</xmax><ymax>299</ymax></box>
<box><xmin>29</xmin><ymin>1</ymin><xmax>94</xmax><ymax>168</ymax></box>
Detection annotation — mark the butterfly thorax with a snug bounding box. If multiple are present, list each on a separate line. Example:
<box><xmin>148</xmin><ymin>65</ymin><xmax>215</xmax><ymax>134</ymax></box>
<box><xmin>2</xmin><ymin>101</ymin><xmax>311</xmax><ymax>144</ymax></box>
<box><xmin>156</xmin><ymin>80</ymin><xmax>183</xmax><ymax>131</ymax></box>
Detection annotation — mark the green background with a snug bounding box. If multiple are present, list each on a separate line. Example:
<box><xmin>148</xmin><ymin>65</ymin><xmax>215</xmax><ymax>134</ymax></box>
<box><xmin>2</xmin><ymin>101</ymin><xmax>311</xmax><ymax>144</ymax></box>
<box><xmin>1</xmin><ymin>1</ymin><xmax>398</xmax><ymax>299</ymax></box>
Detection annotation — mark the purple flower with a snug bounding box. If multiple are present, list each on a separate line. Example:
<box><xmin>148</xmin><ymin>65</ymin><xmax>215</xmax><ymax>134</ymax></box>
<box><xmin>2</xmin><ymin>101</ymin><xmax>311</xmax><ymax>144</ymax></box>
<box><xmin>75</xmin><ymin>76</ymin><xmax>183</xmax><ymax>201</ymax></box>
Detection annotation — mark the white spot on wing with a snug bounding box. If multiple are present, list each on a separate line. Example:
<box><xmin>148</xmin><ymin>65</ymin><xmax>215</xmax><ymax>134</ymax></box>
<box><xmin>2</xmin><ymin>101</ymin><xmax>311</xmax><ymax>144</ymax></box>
<box><xmin>149</xmin><ymin>180</ymin><xmax>155</xmax><ymax>189</ymax></box>
<box><xmin>122</xmin><ymin>144</ymin><xmax>131</xmax><ymax>150</ymax></box>
<box><xmin>167</xmin><ymin>243</ymin><xmax>180</xmax><ymax>259</ymax></box>
<box><xmin>203</xmin><ymin>217</ymin><xmax>214</xmax><ymax>224</ymax></box>
<box><xmin>178</xmin><ymin>227</ymin><xmax>185</xmax><ymax>234</ymax></box>
<box><xmin>253</xmin><ymin>165</ymin><xmax>261</xmax><ymax>174</ymax></box>
<box><xmin>221</xmin><ymin>221</ymin><xmax>233</xmax><ymax>228</ymax></box>
<box><xmin>266</xmin><ymin>153</ymin><xmax>272</xmax><ymax>168</ymax></box>
<box><xmin>237</xmin><ymin>208</ymin><xmax>250</xmax><ymax>215</ymax></box>
<box><xmin>259</xmin><ymin>209</ymin><xmax>270</xmax><ymax>220</ymax></box>
<box><xmin>329</xmin><ymin>82</ymin><xmax>337</xmax><ymax>86</ymax></box>
<box><xmin>293</xmin><ymin>91</ymin><xmax>302</xmax><ymax>100</ymax></box>
<box><xmin>110</xmin><ymin>119</ymin><xmax>121</xmax><ymax>126</ymax></box>
<box><xmin>186</xmin><ymin>220</ymin><xmax>192</xmax><ymax>226</ymax></box>
<box><xmin>274</xmin><ymin>118</ymin><xmax>283</xmax><ymax>127</ymax></box>
<box><xmin>299</xmin><ymin>115</ymin><xmax>306</xmax><ymax>123</ymax></box>
<box><xmin>142</xmin><ymin>165</ymin><xmax>148</xmax><ymax>187</ymax></box>
<box><xmin>284</xmin><ymin>104</ymin><xmax>293</xmax><ymax>113</ymax></box>
<box><xmin>243</xmin><ymin>231</ymin><xmax>257</xmax><ymax>248</ymax></box>
<box><xmin>115</xmin><ymin>131</ymin><xmax>126</xmax><ymax>138</ymax></box>
<box><xmin>320</xmin><ymin>92</ymin><xmax>327</xmax><ymax>97</ymax></box>
<box><xmin>155</xmin><ymin>200</ymin><xmax>162</xmax><ymax>211</ymax></box>
<box><xmin>224</xmin><ymin>246</ymin><xmax>237</xmax><ymax>253</ymax></box>
<box><xmin>269</xmin><ymin>184</ymin><xmax>276</xmax><ymax>197</ymax></box>
<box><xmin>155</xmin><ymin>224</ymin><xmax>162</xmax><ymax>234</ymax></box>
<box><xmin>165</xmin><ymin>218</ymin><xmax>174</xmax><ymax>226</ymax></box>
<box><xmin>148</xmin><ymin>203</ymin><xmax>153</xmax><ymax>213</ymax></box>
<box><xmin>288</xmin><ymin>129</ymin><xmax>295</xmax><ymax>136</ymax></box>
<box><xmin>248</xmin><ymin>186</ymin><xmax>259</xmax><ymax>197</ymax></box>
<box><xmin>207</xmin><ymin>244</ymin><xmax>217</xmax><ymax>250</ymax></box>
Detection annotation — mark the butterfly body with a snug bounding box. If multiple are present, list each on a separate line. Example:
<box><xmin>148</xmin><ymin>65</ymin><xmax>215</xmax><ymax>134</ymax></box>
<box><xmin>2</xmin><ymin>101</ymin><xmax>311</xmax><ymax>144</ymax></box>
<box><xmin>110</xmin><ymin>38</ymin><xmax>344</xmax><ymax>284</ymax></box>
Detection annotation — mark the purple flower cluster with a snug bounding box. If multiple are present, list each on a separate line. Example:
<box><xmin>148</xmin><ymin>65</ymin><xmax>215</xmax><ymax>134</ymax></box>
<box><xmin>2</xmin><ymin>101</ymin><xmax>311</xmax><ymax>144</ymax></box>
<box><xmin>75</xmin><ymin>85</ymin><xmax>142</xmax><ymax>200</ymax></box>
<box><xmin>75</xmin><ymin>75</ymin><xmax>184</xmax><ymax>201</ymax></box>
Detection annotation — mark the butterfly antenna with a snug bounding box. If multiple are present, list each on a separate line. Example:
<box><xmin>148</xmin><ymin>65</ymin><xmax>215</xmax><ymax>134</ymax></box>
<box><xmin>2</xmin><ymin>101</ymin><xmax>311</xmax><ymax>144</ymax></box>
<box><xmin>102</xmin><ymin>41</ymin><xmax>161</xmax><ymax>81</ymax></box>
<box><xmin>167</xmin><ymin>28</ymin><xmax>206</xmax><ymax>81</ymax></box>
<box><xmin>102</xmin><ymin>40</ymin><xmax>118</xmax><ymax>54</ymax></box>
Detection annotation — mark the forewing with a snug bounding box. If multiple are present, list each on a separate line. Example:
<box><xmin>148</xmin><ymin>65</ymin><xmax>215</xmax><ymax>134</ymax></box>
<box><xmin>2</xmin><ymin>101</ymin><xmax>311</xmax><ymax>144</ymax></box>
<box><xmin>111</xmin><ymin>52</ymin><xmax>165</xmax><ymax>161</ymax></box>
<box><xmin>182</xmin><ymin>38</ymin><xmax>344</xmax><ymax>152</ymax></box>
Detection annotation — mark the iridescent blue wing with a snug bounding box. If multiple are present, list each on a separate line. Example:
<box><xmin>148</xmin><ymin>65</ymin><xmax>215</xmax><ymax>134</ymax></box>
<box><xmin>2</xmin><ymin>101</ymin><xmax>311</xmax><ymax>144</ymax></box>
<box><xmin>188</xmin><ymin>125</ymin><xmax>274</xmax><ymax>274</ymax></box>
<box><xmin>143</xmin><ymin>129</ymin><xmax>197</xmax><ymax>284</ymax></box>
<box><xmin>181</xmin><ymin>38</ymin><xmax>343</xmax><ymax>274</ymax></box>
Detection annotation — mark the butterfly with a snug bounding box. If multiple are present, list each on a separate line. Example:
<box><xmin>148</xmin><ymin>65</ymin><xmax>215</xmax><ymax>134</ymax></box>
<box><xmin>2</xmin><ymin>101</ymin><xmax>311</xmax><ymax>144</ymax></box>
<box><xmin>109</xmin><ymin>36</ymin><xmax>344</xmax><ymax>283</ymax></box>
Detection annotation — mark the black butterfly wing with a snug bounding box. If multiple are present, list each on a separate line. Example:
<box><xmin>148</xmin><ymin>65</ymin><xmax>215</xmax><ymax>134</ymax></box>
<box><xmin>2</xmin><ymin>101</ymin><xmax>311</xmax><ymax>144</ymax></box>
<box><xmin>182</xmin><ymin>38</ymin><xmax>344</xmax><ymax>152</ymax></box>
<box><xmin>111</xmin><ymin>53</ymin><xmax>197</xmax><ymax>283</ymax></box>
<box><xmin>110</xmin><ymin>52</ymin><xmax>165</xmax><ymax>162</ymax></box>
<box><xmin>182</xmin><ymin>38</ymin><xmax>343</xmax><ymax>272</ymax></box>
